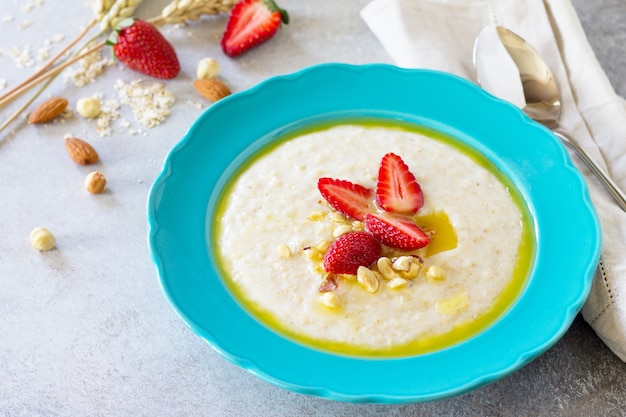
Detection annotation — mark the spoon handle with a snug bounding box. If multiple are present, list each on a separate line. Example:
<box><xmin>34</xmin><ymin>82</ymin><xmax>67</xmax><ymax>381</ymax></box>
<box><xmin>554</xmin><ymin>130</ymin><xmax>626</xmax><ymax>212</ymax></box>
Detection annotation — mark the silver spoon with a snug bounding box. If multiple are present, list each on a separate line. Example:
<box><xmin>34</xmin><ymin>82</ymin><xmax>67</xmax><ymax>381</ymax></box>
<box><xmin>473</xmin><ymin>25</ymin><xmax>626</xmax><ymax>211</ymax></box>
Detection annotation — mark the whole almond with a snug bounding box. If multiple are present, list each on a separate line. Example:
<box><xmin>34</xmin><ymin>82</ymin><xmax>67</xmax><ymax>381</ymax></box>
<box><xmin>65</xmin><ymin>137</ymin><xmax>99</xmax><ymax>165</ymax></box>
<box><xmin>193</xmin><ymin>79</ymin><xmax>231</xmax><ymax>102</ymax></box>
<box><xmin>28</xmin><ymin>97</ymin><xmax>69</xmax><ymax>124</ymax></box>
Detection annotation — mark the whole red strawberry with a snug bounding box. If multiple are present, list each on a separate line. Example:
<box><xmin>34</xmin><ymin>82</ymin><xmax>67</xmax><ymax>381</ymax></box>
<box><xmin>107</xmin><ymin>18</ymin><xmax>180</xmax><ymax>79</ymax></box>
<box><xmin>322</xmin><ymin>232</ymin><xmax>381</xmax><ymax>275</ymax></box>
<box><xmin>221</xmin><ymin>0</ymin><xmax>289</xmax><ymax>57</ymax></box>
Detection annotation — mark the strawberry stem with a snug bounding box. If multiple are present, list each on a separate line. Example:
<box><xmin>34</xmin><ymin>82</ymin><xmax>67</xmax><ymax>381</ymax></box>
<box><xmin>263</xmin><ymin>0</ymin><xmax>289</xmax><ymax>24</ymax></box>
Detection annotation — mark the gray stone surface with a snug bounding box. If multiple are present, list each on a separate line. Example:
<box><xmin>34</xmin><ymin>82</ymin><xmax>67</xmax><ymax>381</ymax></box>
<box><xmin>1</xmin><ymin>0</ymin><xmax>625</xmax><ymax>416</ymax></box>
<box><xmin>573</xmin><ymin>0</ymin><xmax>626</xmax><ymax>97</ymax></box>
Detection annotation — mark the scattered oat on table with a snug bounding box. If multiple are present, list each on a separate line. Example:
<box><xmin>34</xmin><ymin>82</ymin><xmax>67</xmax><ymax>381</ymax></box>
<box><xmin>65</xmin><ymin>47</ymin><xmax>114</xmax><ymax>87</ymax></box>
<box><xmin>115</xmin><ymin>79</ymin><xmax>176</xmax><ymax>129</ymax></box>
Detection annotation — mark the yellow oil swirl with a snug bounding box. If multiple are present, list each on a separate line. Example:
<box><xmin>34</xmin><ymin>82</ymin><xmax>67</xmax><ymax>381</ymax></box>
<box><xmin>415</xmin><ymin>211</ymin><xmax>458</xmax><ymax>257</ymax></box>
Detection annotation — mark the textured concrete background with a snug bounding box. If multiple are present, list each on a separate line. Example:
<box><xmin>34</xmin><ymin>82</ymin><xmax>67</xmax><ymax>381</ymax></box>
<box><xmin>1</xmin><ymin>0</ymin><xmax>625</xmax><ymax>416</ymax></box>
<box><xmin>573</xmin><ymin>0</ymin><xmax>626</xmax><ymax>98</ymax></box>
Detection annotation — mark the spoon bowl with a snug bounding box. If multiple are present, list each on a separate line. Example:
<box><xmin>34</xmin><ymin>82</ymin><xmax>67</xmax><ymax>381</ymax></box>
<box><xmin>494</xmin><ymin>27</ymin><xmax>561</xmax><ymax>125</ymax></box>
<box><xmin>473</xmin><ymin>25</ymin><xmax>626</xmax><ymax>211</ymax></box>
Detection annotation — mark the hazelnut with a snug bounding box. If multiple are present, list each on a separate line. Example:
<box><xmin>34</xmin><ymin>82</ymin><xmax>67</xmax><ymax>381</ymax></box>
<box><xmin>196</xmin><ymin>57</ymin><xmax>220</xmax><ymax>79</ymax></box>
<box><xmin>30</xmin><ymin>227</ymin><xmax>56</xmax><ymax>251</ymax></box>
<box><xmin>76</xmin><ymin>97</ymin><xmax>101</xmax><ymax>119</ymax></box>
<box><xmin>85</xmin><ymin>171</ymin><xmax>107</xmax><ymax>194</ymax></box>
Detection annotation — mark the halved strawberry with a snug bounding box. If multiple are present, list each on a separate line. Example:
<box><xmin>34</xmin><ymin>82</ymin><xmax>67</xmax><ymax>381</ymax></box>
<box><xmin>376</xmin><ymin>153</ymin><xmax>423</xmax><ymax>214</ymax></box>
<box><xmin>221</xmin><ymin>0</ymin><xmax>289</xmax><ymax>57</ymax></box>
<box><xmin>365</xmin><ymin>213</ymin><xmax>429</xmax><ymax>250</ymax></box>
<box><xmin>317</xmin><ymin>178</ymin><xmax>373</xmax><ymax>221</ymax></box>
<box><xmin>322</xmin><ymin>231</ymin><xmax>381</xmax><ymax>274</ymax></box>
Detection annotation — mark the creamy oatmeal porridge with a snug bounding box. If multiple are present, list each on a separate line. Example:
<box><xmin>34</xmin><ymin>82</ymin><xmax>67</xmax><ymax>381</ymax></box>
<box><xmin>213</xmin><ymin>121</ymin><xmax>534</xmax><ymax>357</ymax></box>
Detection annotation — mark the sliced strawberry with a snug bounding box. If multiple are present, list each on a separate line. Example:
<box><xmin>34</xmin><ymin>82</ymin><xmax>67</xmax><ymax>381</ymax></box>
<box><xmin>318</xmin><ymin>178</ymin><xmax>373</xmax><ymax>221</ymax></box>
<box><xmin>365</xmin><ymin>213</ymin><xmax>429</xmax><ymax>250</ymax></box>
<box><xmin>376</xmin><ymin>153</ymin><xmax>423</xmax><ymax>214</ymax></box>
<box><xmin>221</xmin><ymin>0</ymin><xmax>289</xmax><ymax>57</ymax></box>
<box><xmin>322</xmin><ymin>231</ymin><xmax>381</xmax><ymax>274</ymax></box>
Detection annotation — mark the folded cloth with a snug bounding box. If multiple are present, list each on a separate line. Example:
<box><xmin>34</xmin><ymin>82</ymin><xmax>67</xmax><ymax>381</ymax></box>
<box><xmin>361</xmin><ymin>0</ymin><xmax>626</xmax><ymax>361</ymax></box>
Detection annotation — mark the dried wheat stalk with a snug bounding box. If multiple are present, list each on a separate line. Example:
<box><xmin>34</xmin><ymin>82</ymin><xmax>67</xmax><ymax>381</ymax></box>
<box><xmin>91</xmin><ymin>0</ymin><xmax>116</xmax><ymax>21</ymax></box>
<box><xmin>99</xmin><ymin>0</ymin><xmax>145</xmax><ymax>30</ymax></box>
<box><xmin>0</xmin><ymin>0</ymin><xmax>234</xmax><ymax>134</ymax></box>
<box><xmin>152</xmin><ymin>0</ymin><xmax>236</xmax><ymax>26</ymax></box>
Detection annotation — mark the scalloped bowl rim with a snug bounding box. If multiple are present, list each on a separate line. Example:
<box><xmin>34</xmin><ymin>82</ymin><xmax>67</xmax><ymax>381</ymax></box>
<box><xmin>147</xmin><ymin>63</ymin><xmax>601</xmax><ymax>403</ymax></box>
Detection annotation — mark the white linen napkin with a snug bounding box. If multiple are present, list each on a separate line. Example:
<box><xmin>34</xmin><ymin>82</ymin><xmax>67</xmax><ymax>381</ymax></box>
<box><xmin>361</xmin><ymin>0</ymin><xmax>626</xmax><ymax>361</ymax></box>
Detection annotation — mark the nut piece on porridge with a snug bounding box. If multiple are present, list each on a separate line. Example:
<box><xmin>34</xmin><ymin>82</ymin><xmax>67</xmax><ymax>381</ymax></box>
<box><xmin>332</xmin><ymin>224</ymin><xmax>352</xmax><ymax>238</ymax></box>
<box><xmin>426</xmin><ymin>265</ymin><xmax>446</xmax><ymax>281</ymax></box>
<box><xmin>276</xmin><ymin>244</ymin><xmax>291</xmax><ymax>259</ymax></box>
<box><xmin>437</xmin><ymin>292</ymin><xmax>471</xmax><ymax>315</ymax></box>
<box><xmin>319</xmin><ymin>292</ymin><xmax>341</xmax><ymax>309</ymax></box>
<box><xmin>338</xmin><ymin>273</ymin><xmax>356</xmax><ymax>281</ymax></box>
<box><xmin>387</xmin><ymin>277</ymin><xmax>408</xmax><ymax>289</ymax></box>
<box><xmin>399</xmin><ymin>262</ymin><xmax>421</xmax><ymax>280</ymax></box>
<box><xmin>392</xmin><ymin>256</ymin><xmax>413</xmax><ymax>272</ymax></box>
<box><xmin>357</xmin><ymin>266</ymin><xmax>380</xmax><ymax>293</ymax></box>
<box><xmin>307</xmin><ymin>211</ymin><xmax>325</xmax><ymax>221</ymax></box>
<box><xmin>377</xmin><ymin>257</ymin><xmax>395</xmax><ymax>280</ymax></box>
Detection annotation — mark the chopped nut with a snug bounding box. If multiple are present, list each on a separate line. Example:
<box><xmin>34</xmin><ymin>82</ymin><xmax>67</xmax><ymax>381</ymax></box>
<box><xmin>30</xmin><ymin>227</ymin><xmax>56</xmax><ymax>251</ymax></box>
<box><xmin>319</xmin><ymin>274</ymin><xmax>338</xmax><ymax>292</ymax></box>
<box><xmin>328</xmin><ymin>212</ymin><xmax>346</xmax><ymax>223</ymax></box>
<box><xmin>399</xmin><ymin>262</ymin><xmax>421</xmax><ymax>279</ymax></box>
<box><xmin>388</xmin><ymin>277</ymin><xmax>408</xmax><ymax>289</ymax></box>
<box><xmin>377</xmin><ymin>257</ymin><xmax>396</xmax><ymax>280</ymax></box>
<box><xmin>338</xmin><ymin>273</ymin><xmax>356</xmax><ymax>281</ymax></box>
<box><xmin>84</xmin><ymin>171</ymin><xmax>107</xmax><ymax>194</ymax></box>
<box><xmin>276</xmin><ymin>244</ymin><xmax>291</xmax><ymax>259</ymax></box>
<box><xmin>76</xmin><ymin>97</ymin><xmax>102</xmax><ymax>119</ymax></box>
<box><xmin>307</xmin><ymin>211</ymin><xmax>325</xmax><ymax>221</ymax></box>
<box><xmin>319</xmin><ymin>292</ymin><xmax>341</xmax><ymax>309</ymax></box>
<box><xmin>315</xmin><ymin>240</ymin><xmax>331</xmax><ymax>253</ymax></box>
<box><xmin>332</xmin><ymin>224</ymin><xmax>352</xmax><ymax>238</ymax></box>
<box><xmin>351</xmin><ymin>221</ymin><xmax>364</xmax><ymax>231</ymax></box>
<box><xmin>392</xmin><ymin>256</ymin><xmax>413</xmax><ymax>272</ymax></box>
<box><xmin>196</xmin><ymin>57</ymin><xmax>220</xmax><ymax>79</ymax></box>
<box><xmin>437</xmin><ymin>292</ymin><xmax>470</xmax><ymax>315</ymax></box>
<box><xmin>303</xmin><ymin>247</ymin><xmax>323</xmax><ymax>261</ymax></box>
<box><xmin>357</xmin><ymin>266</ymin><xmax>380</xmax><ymax>293</ymax></box>
<box><xmin>426</xmin><ymin>265</ymin><xmax>446</xmax><ymax>281</ymax></box>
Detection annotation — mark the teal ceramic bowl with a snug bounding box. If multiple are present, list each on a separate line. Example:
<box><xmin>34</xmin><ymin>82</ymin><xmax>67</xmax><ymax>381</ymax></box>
<box><xmin>147</xmin><ymin>63</ymin><xmax>601</xmax><ymax>403</ymax></box>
